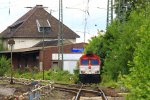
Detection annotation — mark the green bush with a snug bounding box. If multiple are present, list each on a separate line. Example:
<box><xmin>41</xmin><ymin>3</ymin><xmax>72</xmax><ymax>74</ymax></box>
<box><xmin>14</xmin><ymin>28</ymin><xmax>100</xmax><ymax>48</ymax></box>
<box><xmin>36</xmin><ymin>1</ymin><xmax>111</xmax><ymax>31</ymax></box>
<box><xmin>101</xmin><ymin>74</ymin><xmax>118</xmax><ymax>88</ymax></box>
<box><xmin>0</xmin><ymin>56</ymin><xmax>11</xmax><ymax>76</ymax></box>
<box><xmin>12</xmin><ymin>69</ymin><xmax>77</xmax><ymax>84</ymax></box>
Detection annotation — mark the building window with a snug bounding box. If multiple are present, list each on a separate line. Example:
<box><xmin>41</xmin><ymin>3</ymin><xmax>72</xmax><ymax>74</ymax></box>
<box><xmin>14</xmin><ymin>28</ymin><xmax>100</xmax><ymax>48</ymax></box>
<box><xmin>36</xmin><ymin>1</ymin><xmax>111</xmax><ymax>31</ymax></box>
<box><xmin>36</xmin><ymin>19</ymin><xmax>51</xmax><ymax>32</ymax></box>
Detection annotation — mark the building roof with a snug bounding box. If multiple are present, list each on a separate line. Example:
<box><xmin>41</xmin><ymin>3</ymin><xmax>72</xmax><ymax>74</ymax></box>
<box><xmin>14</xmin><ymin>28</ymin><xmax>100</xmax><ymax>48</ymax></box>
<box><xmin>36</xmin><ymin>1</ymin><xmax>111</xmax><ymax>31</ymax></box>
<box><xmin>32</xmin><ymin>40</ymin><xmax>72</xmax><ymax>47</ymax></box>
<box><xmin>0</xmin><ymin>47</ymin><xmax>42</xmax><ymax>54</ymax></box>
<box><xmin>0</xmin><ymin>5</ymin><xmax>80</xmax><ymax>39</ymax></box>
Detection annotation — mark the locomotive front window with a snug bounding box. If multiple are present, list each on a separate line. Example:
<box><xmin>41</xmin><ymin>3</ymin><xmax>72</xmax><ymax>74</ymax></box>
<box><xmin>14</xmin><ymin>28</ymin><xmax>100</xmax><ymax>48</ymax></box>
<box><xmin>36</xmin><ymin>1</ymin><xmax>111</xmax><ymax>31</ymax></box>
<box><xmin>91</xmin><ymin>59</ymin><xmax>99</xmax><ymax>65</ymax></box>
<box><xmin>81</xmin><ymin>59</ymin><xmax>88</xmax><ymax>65</ymax></box>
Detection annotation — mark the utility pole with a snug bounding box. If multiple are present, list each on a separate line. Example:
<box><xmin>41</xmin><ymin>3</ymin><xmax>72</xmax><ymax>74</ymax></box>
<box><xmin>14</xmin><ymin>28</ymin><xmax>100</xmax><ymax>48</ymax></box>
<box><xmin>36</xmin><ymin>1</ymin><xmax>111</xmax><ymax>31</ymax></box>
<box><xmin>118</xmin><ymin>0</ymin><xmax>121</xmax><ymax>21</ymax></box>
<box><xmin>42</xmin><ymin>29</ymin><xmax>45</xmax><ymax>80</ymax></box>
<box><xmin>8</xmin><ymin>39</ymin><xmax>15</xmax><ymax>84</ymax></box>
<box><xmin>107</xmin><ymin>0</ymin><xmax>113</xmax><ymax>27</ymax></box>
<box><xmin>58</xmin><ymin>0</ymin><xmax>63</xmax><ymax>69</ymax></box>
<box><xmin>83</xmin><ymin>0</ymin><xmax>89</xmax><ymax>43</ymax></box>
<box><xmin>117</xmin><ymin>0</ymin><xmax>126</xmax><ymax>23</ymax></box>
<box><xmin>122</xmin><ymin>0</ymin><xmax>125</xmax><ymax>24</ymax></box>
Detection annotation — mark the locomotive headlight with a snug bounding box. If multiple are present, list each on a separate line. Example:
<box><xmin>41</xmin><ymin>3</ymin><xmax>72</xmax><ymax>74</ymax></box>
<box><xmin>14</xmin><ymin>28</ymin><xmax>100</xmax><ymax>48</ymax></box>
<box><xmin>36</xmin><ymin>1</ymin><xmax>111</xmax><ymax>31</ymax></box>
<box><xmin>81</xmin><ymin>71</ymin><xmax>85</xmax><ymax>74</ymax></box>
<box><xmin>95</xmin><ymin>70</ymin><xmax>100</xmax><ymax>74</ymax></box>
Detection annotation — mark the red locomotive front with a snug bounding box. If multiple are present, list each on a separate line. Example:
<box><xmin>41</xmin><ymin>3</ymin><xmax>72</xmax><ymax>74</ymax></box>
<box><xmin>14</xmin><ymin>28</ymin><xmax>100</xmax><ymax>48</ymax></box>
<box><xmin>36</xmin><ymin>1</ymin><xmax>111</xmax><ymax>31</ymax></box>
<box><xmin>79</xmin><ymin>53</ymin><xmax>101</xmax><ymax>83</ymax></box>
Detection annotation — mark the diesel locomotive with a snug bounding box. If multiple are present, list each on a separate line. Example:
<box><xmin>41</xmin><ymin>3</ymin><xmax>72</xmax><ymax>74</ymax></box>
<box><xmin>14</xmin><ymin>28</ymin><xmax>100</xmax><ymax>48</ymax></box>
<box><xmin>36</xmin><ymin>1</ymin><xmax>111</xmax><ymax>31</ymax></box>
<box><xmin>79</xmin><ymin>53</ymin><xmax>101</xmax><ymax>83</ymax></box>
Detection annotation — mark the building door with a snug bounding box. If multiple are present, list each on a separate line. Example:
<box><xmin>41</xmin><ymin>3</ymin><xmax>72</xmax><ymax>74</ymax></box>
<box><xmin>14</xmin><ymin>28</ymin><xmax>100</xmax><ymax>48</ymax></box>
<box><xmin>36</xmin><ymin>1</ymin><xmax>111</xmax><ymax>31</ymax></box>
<box><xmin>52</xmin><ymin>62</ymin><xmax>59</xmax><ymax>71</ymax></box>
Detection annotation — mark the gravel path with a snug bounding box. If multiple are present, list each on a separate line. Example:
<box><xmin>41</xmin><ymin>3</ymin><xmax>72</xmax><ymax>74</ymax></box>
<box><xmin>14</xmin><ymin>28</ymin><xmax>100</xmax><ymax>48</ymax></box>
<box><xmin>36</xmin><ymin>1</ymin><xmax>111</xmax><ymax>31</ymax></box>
<box><xmin>0</xmin><ymin>86</ymin><xmax>16</xmax><ymax>96</ymax></box>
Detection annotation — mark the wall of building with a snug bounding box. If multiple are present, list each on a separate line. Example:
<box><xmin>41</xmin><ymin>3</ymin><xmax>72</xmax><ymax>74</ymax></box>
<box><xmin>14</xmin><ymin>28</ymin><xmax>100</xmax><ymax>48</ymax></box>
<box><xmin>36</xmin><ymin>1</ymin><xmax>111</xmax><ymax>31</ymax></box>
<box><xmin>5</xmin><ymin>38</ymin><xmax>76</xmax><ymax>50</ymax></box>
<box><xmin>42</xmin><ymin>43</ymin><xmax>86</xmax><ymax>73</ymax></box>
<box><xmin>10</xmin><ymin>38</ymin><xmax>44</xmax><ymax>49</ymax></box>
<box><xmin>68</xmin><ymin>39</ymin><xmax>76</xmax><ymax>43</ymax></box>
<box><xmin>52</xmin><ymin>53</ymin><xmax>82</xmax><ymax>73</ymax></box>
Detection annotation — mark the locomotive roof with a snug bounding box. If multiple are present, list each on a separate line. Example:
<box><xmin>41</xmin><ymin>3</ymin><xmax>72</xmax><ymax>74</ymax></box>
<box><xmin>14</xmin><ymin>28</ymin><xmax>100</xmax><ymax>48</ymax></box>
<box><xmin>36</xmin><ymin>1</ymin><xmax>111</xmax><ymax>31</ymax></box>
<box><xmin>80</xmin><ymin>54</ymin><xmax>100</xmax><ymax>59</ymax></box>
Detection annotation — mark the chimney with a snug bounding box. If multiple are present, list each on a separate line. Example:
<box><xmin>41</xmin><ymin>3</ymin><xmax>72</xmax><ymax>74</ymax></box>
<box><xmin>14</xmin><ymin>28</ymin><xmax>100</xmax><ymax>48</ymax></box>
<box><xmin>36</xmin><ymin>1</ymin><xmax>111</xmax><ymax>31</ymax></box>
<box><xmin>36</xmin><ymin>5</ymin><xmax>43</xmax><ymax>8</ymax></box>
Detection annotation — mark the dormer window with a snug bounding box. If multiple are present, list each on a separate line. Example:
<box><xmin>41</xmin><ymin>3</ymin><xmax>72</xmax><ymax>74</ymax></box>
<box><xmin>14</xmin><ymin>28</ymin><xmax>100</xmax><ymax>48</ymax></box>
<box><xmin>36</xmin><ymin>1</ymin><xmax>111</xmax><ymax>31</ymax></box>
<box><xmin>36</xmin><ymin>19</ymin><xmax>51</xmax><ymax>32</ymax></box>
<box><xmin>9</xmin><ymin>21</ymin><xmax>24</xmax><ymax>32</ymax></box>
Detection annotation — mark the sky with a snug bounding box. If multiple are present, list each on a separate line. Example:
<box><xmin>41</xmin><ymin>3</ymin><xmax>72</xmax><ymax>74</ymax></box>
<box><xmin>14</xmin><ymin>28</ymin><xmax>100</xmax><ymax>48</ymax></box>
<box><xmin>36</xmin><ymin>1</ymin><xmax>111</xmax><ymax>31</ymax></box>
<box><xmin>0</xmin><ymin>0</ymin><xmax>107</xmax><ymax>43</ymax></box>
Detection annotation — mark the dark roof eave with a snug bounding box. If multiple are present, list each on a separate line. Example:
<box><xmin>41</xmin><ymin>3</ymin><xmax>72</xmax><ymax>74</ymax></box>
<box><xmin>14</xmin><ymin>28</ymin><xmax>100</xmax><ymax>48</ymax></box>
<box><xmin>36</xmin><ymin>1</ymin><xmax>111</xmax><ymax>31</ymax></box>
<box><xmin>0</xmin><ymin>47</ymin><xmax>42</xmax><ymax>54</ymax></box>
<box><xmin>1</xmin><ymin>36</ymin><xmax>80</xmax><ymax>39</ymax></box>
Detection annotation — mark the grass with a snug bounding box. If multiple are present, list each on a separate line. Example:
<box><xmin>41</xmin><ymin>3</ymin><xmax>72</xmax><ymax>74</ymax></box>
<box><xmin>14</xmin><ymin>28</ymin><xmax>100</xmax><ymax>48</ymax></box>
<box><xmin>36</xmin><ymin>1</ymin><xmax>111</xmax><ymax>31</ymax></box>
<box><xmin>5</xmin><ymin>68</ymin><xmax>121</xmax><ymax>89</ymax></box>
<box><xmin>6</xmin><ymin>69</ymin><xmax>78</xmax><ymax>84</ymax></box>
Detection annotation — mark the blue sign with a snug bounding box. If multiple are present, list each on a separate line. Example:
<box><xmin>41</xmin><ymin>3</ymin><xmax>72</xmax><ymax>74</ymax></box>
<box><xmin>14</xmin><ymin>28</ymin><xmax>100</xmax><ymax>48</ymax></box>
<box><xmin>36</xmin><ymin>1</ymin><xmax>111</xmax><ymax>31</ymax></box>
<box><xmin>71</xmin><ymin>48</ymin><xmax>84</xmax><ymax>53</ymax></box>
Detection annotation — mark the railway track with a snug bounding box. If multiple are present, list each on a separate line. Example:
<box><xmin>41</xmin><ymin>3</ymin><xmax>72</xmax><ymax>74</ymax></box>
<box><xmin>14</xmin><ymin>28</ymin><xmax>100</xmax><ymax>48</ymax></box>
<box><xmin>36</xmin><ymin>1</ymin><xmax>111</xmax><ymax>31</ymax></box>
<box><xmin>0</xmin><ymin>77</ymin><xmax>123</xmax><ymax>100</ymax></box>
<box><xmin>53</xmin><ymin>83</ymin><xmax>108</xmax><ymax>100</ymax></box>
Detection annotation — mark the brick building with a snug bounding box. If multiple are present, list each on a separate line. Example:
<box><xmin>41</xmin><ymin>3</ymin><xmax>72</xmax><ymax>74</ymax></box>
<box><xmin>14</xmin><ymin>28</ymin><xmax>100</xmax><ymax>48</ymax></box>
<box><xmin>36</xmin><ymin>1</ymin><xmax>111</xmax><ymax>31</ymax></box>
<box><xmin>0</xmin><ymin>43</ymin><xmax>87</xmax><ymax>73</ymax></box>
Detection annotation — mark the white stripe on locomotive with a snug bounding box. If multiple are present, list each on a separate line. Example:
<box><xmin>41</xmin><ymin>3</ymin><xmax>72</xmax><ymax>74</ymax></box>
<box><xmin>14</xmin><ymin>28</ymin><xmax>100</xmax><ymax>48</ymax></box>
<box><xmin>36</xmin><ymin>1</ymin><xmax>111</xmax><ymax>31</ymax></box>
<box><xmin>79</xmin><ymin>65</ymin><xmax>100</xmax><ymax>74</ymax></box>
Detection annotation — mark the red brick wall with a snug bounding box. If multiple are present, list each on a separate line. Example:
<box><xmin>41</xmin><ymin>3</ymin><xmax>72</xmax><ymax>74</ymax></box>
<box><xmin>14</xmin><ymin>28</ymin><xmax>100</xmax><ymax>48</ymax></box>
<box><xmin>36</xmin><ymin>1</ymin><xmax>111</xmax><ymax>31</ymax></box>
<box><xmin>42</xmin><ymin>43</ymin><xmax>87</xmax><ymax>69</ymax></box>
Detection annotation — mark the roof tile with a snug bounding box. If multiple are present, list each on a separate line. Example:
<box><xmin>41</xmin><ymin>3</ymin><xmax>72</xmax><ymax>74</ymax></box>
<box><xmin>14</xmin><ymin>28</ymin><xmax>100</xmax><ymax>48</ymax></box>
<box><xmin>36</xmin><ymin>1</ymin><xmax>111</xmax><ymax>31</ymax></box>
<box><xmin>0</xmin><ymin>5</ymin><xmax>80</xmax><ymax>39</ymax></box>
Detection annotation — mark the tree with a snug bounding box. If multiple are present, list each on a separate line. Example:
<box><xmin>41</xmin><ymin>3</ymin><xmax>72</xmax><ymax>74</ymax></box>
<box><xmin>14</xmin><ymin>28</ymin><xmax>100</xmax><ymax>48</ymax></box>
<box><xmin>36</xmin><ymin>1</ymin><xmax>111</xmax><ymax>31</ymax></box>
<box><xmin>85</xmin><ymin>3</ymin><xmax>150</xmax><ymax>100</ymax></box>
<box><xmin>0</xmin><ymin>56</ymin><xmax>11</xmax><ymax>76</ymax></box>
<box><xmin>114</xmin><ymin>0</ymin><xmax>150</xmax><ymax>22</ymax></box>
<box><xmin>84</xmin><ymin>33</ymin><xmax>105</xmax><ymax>65</ymax></box>
<box><xmin>121</xmin><ymin>7</ymin><xmax>150</xmax><ymax>99</ymax></box>
<box><xmin>84</xmin><ymin>29</ymin><xmax>117</xmax><ymax>67</ymax></box>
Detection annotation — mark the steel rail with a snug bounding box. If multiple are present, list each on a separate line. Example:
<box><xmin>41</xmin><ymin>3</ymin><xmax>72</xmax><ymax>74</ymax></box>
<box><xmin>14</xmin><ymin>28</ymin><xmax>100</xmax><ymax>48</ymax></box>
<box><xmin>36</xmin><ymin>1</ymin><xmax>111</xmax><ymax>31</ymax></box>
<box><xmin>54</xmin><ymin>85</ymin><xmax>100</xmax><ymax>94</ymax></box>
<box><xmin>54</xmin><ymin>82</ymin><xmax>82</xmax><ymax>87</ymax></box>
<box><xmin>74</xmin><ymin>84</ymin><xmax>83</xmax><ymax>100</ymax></box>
<box><xmin>54</xmin><ymin>86</ymin><xmax>79</xmax><ymax>92</ymax></box>
<box><xmin>99</xmin><ymin>89</ymin><xmax>108</xmax><ymax>100</ymax></box>
<box><xmin>56</xmin><ymin>88</ymin><xmax>77</xmax><ymax>94</ymax></box>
